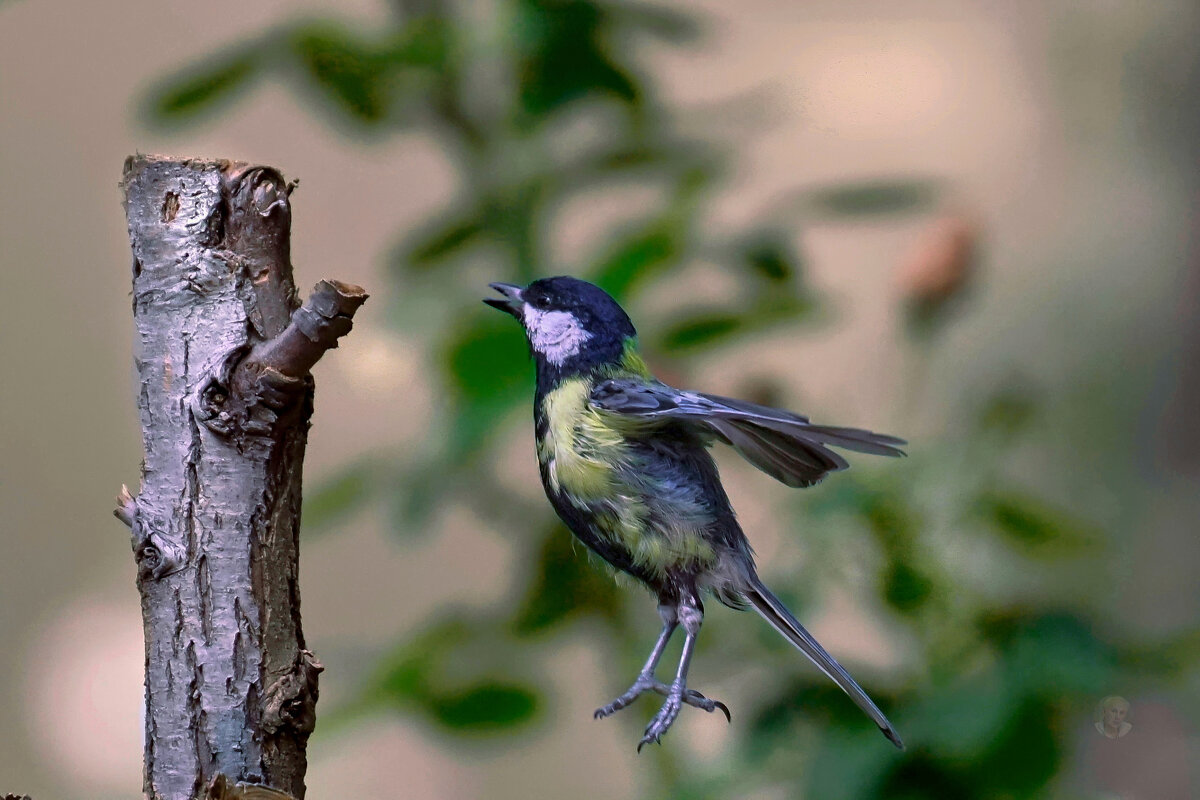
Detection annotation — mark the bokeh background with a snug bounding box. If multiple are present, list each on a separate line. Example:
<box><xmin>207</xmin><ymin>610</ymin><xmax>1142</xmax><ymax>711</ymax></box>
<box><xmin>2</xmin><ymin>1</ymin><xmax>1199</xmax><ymax>798</ymax></box>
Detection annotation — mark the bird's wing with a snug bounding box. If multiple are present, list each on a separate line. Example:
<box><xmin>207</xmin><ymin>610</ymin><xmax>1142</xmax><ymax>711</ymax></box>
<box><xmin>590</xmin><ymin>378</ymin><xmax>906</xmax><ymax>488</ymax></box>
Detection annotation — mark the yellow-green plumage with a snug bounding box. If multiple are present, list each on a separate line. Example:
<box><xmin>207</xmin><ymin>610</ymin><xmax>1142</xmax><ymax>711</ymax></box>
<box><xmin>536</xmin><ymin>338</ymin><xmax>718</xmax><ymax>579</ymax></box>
<box><xmin>538</xmin><ymin>378</ymin><xmax>624</xmax><ymax>496</ymax></box>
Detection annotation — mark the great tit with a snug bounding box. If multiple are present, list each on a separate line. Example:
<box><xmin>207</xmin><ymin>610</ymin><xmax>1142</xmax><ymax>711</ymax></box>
<box><xmin>486</xmin><ymin>276</ymin><xmax>906</xmax><ymax>750</ymax></box>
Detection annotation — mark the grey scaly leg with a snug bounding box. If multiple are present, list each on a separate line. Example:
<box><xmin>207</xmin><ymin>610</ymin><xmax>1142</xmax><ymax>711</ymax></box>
<box><xmin>637</xmin><ymin>600</ymin><xmax>723</xmax><ymax>750</ymax></box>
<box><xmin>594</xmin><ymin>604</ymin><xmax>729</xmax><ymax>725</ymax></box>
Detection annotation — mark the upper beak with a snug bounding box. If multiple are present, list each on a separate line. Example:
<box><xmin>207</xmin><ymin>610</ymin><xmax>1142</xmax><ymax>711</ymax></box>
<box><xmin>484</xmin><ymin>282</ymin><xmax>524</xmax><ymax>318</ymax></box>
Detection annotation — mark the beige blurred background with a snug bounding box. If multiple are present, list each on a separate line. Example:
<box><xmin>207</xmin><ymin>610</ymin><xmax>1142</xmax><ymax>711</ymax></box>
<box><xmin>2</xmin><ymin>1</ymin><xmax>1198</xmax><ymax>798</ymax></box>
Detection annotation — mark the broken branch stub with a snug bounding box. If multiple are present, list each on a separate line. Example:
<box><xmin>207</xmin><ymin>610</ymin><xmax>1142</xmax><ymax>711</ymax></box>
<box><xmin>118</xmin><ymin>155</ymin><xmax>366</xmax><ymax>800</ymax></box>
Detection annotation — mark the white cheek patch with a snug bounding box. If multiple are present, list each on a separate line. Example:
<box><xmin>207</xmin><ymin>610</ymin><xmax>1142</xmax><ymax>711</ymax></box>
<box><xmin>523</xmin><ymin>307</ymin><xmax>592</xmax><ymax>365</ymax></box>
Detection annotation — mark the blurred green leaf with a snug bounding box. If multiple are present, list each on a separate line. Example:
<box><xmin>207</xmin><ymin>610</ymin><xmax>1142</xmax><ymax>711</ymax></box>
<box><xmin>902</xmin><ymin>668</ymin><xmax>1014</xmax><ymax>760</ymax></box>
<box><xmin>1002</xmin><ymin>614</ymin><xmax>1115</xmax><ymax>696</ymax></box>
<box><xmin>443</xmin><ymin>313</ymin><xmax>530</xmax><ymax>459</ymax></box>
<box><xmin>1119</xmin><ymin>628</ymin><xmax>1200</xmax><ymax>677</ymax></box>
<box><xmin>386</xmin><ymin>15</ymin><xmax>452</xmax><ymax>69</ymax></box>
<box><xmin>513</xmin><ymin>524</ymin><xmax>623</xmax><ymax>634</ymax></box>
<box><xmin>810</xmin><ymin>480</ymin><xmax>919</xmax><ymax>546</ymax></box>
<box><xmin>659</xmin><ymin>313</ymin><xmax>742</xmax><ymax>351</ymax></box>
<box><xmin>146</xmin><ymin>47</ymin><xmax>262</xmax><ymax>123</ymax></box>
<box><xmin>284</xmin><ymin>17</ymin><xmax>447</xmax><ymax>125</ymax></box>
<box><xmin>387</xmin><ymin>463</ymin><xmax>450</xmax><ymax>531</ymax></box>
<box><xmin>290</xmin><ymin>24</ymin><xmax>394</xmax><ymax>123</ymax></box>
<box><xmin>805</xmin><ymin>480</ymin><xmax>938</xmax><ymax>616</ymax></box>
<box><xmin>563</xmin><ymin>137</ymin><xmax>714</xmax><ymax>183</ymax></box>
<box><xmin>976</xmin><ymin>386</ymin><xmax>1038</xmax><ymax>436</ymax></box>
<box><xmin>874</xmin><ymin>695</ymin><xmax>1060</xmax><ymax>800</ymax></box>
<box><xmin>427</xmin><ymin>681</ymin><xmax>541</xmax><ymax>731</ymax></box>
<box><xmin>657</xmin><ymin>298</ymin><xmax>815</xmax><ymax>354</ymax></box>
<box><xmin>514</xmin><ymin>0</ymin><xmax>639</xmax><ymax>119</ymax></box>
<box><xmin>846</xmin><ymin>482</ymin><xmax>922</xmax><ymax>552</ymax></box>
<box><xmin>802</xmin><ymin>179</ymin><xmax>939</xmax><ymax>218</ymax></box>
<box><xmin>739</xmin><ymin>234</ymin><xmax>797</xmax><ymax>284</ymax></box>
<box><xmin>749</xmin><ymin>682</ymin><xmax>889</xmax><ymax>750</ymax></box>
<box><xmin>404</xmin><ymin>214</ymin><xmax>489</xmax><ymax>269</ymax></box>
<box><xmin>450</xmin><ymin>391</ymin><xmax>526</xmax><ymax>464</ymax></box>
<box><xmin>364</xmin><ymin>616</ymin><xmax>542</xmax><ymax>734</ymax></box>
<box><xmin>303</xmin><ymin>459</ymin><xmax>382</xmax><ymax>532</ymax></box>
<box><xmin>976</xmin><ymin>489</ymin><xmax>1097</xmax><ymax>555</ymax></box>
<box><xmin>370</xmin><ymin>617</ymin><xmax>472</xmax><ymax>704</ymax></box>
<box><xmin>590</xmin><ymin>172</ymin><xmax>705</xmax><ymax>300</ymax></box>
<box><xmin>805</xmin><ymin>724</ymin><xmax>901</xmax><ymax>800</ymax></box>
<box><xmin>882</xmin><ymin>560</ymin><xmax>934</xmax><ymax>613</ymax></box>
<box><xmin>445</xmin><ymin>313</ymin><xmax>529</xmax><ymax>402</ymax></box>
<box><xmin>591</xmin><ymin>220</ymin><xmax>682</xmax><ymax>301</ymax></box>
<box><xmin>654</xmin><ymin>232</ymin><xmax>815</xmax><ymax>353</ymax></box>
<box><xmin>806</xmin><ymin>479</ymin><xmax>879</xmax><ymax>519</ymax></box>
<box><xmin>962</xmin><ymin>697</ymin><xmax>1060</xmax><ymax>796</ymax></box>
<box><xmin>875</xmin><ymin>754</ymin><xmax>973</xmax><ymax>800</ymax></box>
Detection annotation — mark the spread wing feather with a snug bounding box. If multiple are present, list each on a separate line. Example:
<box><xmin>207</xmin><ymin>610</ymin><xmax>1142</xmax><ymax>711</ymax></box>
<box><xmin>590</xmin><ymin>378</ymin><xmax>905</xmax><ymax>488</ymax></box>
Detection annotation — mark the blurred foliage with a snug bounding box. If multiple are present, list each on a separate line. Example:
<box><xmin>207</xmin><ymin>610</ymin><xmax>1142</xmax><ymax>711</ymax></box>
<box><xmin>358</xmin><ymin>615</ymin><xmax>544</xmax><ymax>735</ymax></box>
<box><xmin>798</xmin><ymin>179</ymin><xmax>941</xmax><ymax>219</ymax></box>
<box><xmin>150</xmin><ymin>1</ymin><xmax>1195</xmax><ymax>797</ymax></box>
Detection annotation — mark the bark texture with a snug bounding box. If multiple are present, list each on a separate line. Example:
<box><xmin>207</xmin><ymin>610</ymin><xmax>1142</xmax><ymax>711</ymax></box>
<box><xmin>119</xmin><ymin>156</ymin><xmax>367</xmax><ymax>800</ymax></box>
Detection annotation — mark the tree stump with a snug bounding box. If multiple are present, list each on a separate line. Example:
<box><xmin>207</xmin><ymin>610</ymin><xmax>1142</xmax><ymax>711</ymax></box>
<box><xmin>117</xmin><ymin>156</ymin><xmax>367</xmax><ymax>800</ymax></box>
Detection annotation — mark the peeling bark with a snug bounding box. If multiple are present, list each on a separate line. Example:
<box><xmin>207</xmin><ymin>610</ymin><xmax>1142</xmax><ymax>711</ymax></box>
<box><xmin>118</xmin><ymin>156</ymin><xmax>366</xmax><ymax>800</ymax></box>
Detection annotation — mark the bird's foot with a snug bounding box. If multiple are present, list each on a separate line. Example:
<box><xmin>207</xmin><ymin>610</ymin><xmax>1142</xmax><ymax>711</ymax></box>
<box><xmin>590</xmin><ymin>676</ymin><xmax>648</xmax><ymax>719</ymax></box>
<box><xmin>640</xmin><ymin>680</ymin><xmax>720</xmax><ymax>751</ymax></box>
<box><xmin>594</xmin><ymin>676</ymin><xmax>730</xmax><ymax>725</ymax></box>
<box><xmin>594</xmin><ymin>674</ymin><xmax>658</xmax><ymax>720</ymax></box>
<box><xmin>638</xmin><ymin>684</ymin><xmax>684</xmax><ymax>750</ymax></box>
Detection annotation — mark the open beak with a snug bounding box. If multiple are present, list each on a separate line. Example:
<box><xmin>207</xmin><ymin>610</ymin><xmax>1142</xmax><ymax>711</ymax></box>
<box><xmin>484</xmin><ymin>282</ymin><xmax>524</xmax><ymax>318</ymax></box>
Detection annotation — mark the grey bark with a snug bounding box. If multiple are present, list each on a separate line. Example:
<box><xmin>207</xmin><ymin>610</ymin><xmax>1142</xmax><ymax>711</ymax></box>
<box><xmin>118</xmin><ymin>156</ymin><xmax>367</xmax><ymax>800</ymax></box>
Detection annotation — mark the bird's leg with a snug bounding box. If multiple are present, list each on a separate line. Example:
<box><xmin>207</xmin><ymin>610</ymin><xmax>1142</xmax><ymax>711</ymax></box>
<box><xmin>595</xmin><ymin>603</ymin><xmax>731</xmax><ymax>726</ymax></box>
<box><xmin>638</xmin><ymin>599</ymin><xmax>726</xmax><ymax>750</ymax></box>
<box><xmin>594</xmin><ymin>605</ymin><xmax>677</xmax><ymax>719</ymax></box>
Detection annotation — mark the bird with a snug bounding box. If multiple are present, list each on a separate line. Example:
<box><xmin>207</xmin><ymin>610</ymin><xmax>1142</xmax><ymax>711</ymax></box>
<box><xmin>485</xmin><ymin>276</ymin><xmax>906</xmax><ymax>750</ymax></box>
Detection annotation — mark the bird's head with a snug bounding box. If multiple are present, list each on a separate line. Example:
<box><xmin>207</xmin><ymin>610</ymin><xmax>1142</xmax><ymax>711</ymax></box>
<box><xmin>485</xmin><ymin>276</ymin><xmax>636</xmax><ymax>371</ymax></box>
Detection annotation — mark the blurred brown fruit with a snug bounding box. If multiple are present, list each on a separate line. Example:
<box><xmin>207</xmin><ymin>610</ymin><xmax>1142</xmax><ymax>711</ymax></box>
<box><xmin>896</xmin><ymin>214</ymin><xmax>978</xmax><ymax>329</ymax></box>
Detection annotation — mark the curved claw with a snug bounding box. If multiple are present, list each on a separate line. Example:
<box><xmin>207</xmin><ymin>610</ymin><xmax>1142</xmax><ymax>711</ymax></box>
<box><xmin>678</xmin><ymin>688</ymin><xmax>731</xmax><ymax>721</ymax></box>
<box><xmin>636</xmin><ymin>736</ymin><xmax>660</xmax><ymax>753</ymax></box>
<box><xmin>594</xmin><ymin>704</ymin><xmax>624</xmax><ymax>720</ymax></box>
<box><xmin>597</xmin><ymin>676</ymin><xmax>733</xmax><ymax>747</ymax></box>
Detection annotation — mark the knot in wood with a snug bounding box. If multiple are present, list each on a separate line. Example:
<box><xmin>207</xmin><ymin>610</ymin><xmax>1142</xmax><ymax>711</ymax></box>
<box><xmin>133</xmin><ymin>528</ymin><xmax>186</xmax><ymax>581</ymax></box>
<box><xmin>262</xmin><ymin>650</ymin><xmax>323</xmax><ymax>737</ymax></box>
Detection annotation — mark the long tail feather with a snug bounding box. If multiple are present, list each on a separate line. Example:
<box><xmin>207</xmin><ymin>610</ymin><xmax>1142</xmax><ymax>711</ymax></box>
<box><xmin>772</xmin><ymin>423</ymin><xmax>908</xmax><ymax>458</ymax></box>
<box><xmin>743</xmin><ymin>578</ymin><xmax>904</xmax><ymax>749</ymax></box>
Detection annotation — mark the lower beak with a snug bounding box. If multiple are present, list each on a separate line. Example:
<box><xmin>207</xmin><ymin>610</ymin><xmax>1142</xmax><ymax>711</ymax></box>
<box><xmin>484</xmin><ymin>282</ymin><xmax>524</xmax><ymax>318</ymax></box>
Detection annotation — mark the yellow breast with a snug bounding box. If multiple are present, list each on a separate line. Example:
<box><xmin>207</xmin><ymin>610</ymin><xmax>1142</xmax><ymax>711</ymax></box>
<box><xmin>538</xmin><ymin>378</ymin><xmax>627</xmax><ymax>499</ymax></box>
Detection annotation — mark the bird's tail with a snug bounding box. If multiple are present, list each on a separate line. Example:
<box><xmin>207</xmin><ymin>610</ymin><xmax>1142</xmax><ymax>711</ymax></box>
<box><xmin>743</xmin><ymin>577</ymin><xmax>904</xmax><ymax>749</ymax></box>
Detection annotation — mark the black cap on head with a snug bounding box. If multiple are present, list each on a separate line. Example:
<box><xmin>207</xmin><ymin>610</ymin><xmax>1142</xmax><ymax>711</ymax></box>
<box><xmin>522</xmin><ymin>276</ymin><xmax>637</xmax><ymax>340</ymax></box>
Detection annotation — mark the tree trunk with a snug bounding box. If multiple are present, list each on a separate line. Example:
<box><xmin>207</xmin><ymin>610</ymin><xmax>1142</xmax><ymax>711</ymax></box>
<box><xmin>117</xmin><ymin>156</ymin><xmax>367</xmax><ymax>800</ymax></box>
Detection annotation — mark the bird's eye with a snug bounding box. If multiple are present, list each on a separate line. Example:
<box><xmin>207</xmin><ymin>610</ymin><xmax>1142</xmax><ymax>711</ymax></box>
<box><xmin>529</xmin><ymin>294</ymin><xmax>551</xmax><ymax>310</ymax></box>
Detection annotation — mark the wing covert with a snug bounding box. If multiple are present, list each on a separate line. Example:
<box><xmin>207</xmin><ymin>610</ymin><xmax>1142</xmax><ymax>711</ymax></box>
<box><xmin>590</xmin><ymin>378</ymin><xmax>905</xmax><ymax>488</ymax></box>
